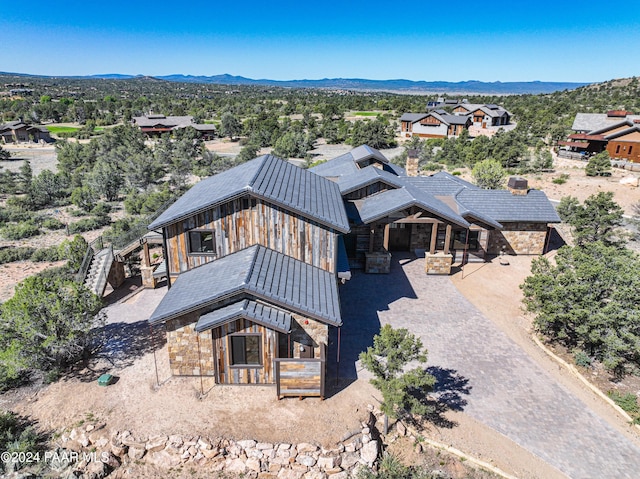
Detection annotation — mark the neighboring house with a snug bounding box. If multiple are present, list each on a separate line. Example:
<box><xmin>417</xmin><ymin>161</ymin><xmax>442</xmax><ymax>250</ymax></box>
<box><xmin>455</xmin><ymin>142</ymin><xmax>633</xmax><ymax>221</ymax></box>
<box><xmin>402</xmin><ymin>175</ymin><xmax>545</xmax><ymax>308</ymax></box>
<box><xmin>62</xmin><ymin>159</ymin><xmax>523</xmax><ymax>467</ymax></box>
<box><xmin>562</xmin><ymin>111</ymin><xmax>640</xmax><ymax>162</ymax></box>
<box><xmin>399</xmin><ymin>110</ymin><xmax>472</xmax><ymax>138</ymax></box>
<box><xmin>0</xmin><ymin>121</ymin><xmax>52</xmax><ymax>143</ymax></box>
<box><xmin>400</xmin><ymin>103</ymin><xmax>511</xmax><ymax>138</ymax></box>
<box><xmin>148</xmin><ymin>155</ymin><xmax>349</xmax><ymax>397</ymax></box>
<box><xmin>148</xmin><ymin>145</ymin><xmax>559</xmax><ymax>396</ymax></box>
<box><xmin>452</xmin><ymin>103</ymin><xmax>511</xmax><ymax>127</ymax></box>
<box><xmin>132</xmin><ymin>115</ymin><xmax>216</xmax><ymax>139</ymax></box>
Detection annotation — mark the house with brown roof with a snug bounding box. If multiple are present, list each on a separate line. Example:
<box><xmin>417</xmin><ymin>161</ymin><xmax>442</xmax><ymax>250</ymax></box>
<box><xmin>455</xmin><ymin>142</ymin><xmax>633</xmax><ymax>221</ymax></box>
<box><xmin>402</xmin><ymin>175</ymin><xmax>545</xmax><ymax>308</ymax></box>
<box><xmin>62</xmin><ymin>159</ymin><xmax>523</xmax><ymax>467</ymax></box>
<box><xmin>399</xmin><ymin>110</ymin><xmax>472</xmax><ymax>139</ymax></box>
<box><xmin>562</xmin><ymin>111</ymin><xmax>640</xmax><ymax>162</ymax></box>
<box><xmin>132</xmin><ymin>114</ymin><xmax>217</xmax><ymax>139</ymax></box>
<box><xmin>0</xmin><ymin>121</ymin><xmax>52</xmax><ymax>143</ymax></box>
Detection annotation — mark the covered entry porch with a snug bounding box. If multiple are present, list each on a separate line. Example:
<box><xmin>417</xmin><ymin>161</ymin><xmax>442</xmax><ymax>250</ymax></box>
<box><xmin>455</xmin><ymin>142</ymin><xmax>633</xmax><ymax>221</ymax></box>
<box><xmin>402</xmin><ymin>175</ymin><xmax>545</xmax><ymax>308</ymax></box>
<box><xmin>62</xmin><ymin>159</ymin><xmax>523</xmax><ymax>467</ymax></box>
<box><xmin>343</xmin><ymin>188</ymin><xmax>498</xmax><ymax>275</ymax></box>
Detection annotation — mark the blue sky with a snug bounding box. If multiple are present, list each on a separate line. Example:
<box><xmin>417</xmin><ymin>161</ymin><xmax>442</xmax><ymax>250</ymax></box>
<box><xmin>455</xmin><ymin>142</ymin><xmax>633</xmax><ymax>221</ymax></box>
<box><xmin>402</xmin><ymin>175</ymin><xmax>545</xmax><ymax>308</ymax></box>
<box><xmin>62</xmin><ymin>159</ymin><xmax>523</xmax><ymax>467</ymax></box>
<box><xmin>2</xmin><ymin>0</ymin><xmax>639</xmax><ymax>83</ymax></box>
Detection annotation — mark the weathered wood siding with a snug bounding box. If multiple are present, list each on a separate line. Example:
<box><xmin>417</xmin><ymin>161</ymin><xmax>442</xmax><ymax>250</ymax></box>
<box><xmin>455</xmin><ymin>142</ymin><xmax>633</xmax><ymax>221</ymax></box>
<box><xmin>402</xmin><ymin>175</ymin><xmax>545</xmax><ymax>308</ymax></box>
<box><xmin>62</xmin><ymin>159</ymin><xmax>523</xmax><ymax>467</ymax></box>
<box><xmin>275</xmin><ymin>359</ymin><xmax>324</xmax><ymax>398</ymax></box>
<box><xmin>165</xmin><ymin>196</ymin><xmax>338</xmax><ymax>280</ymax></box>
<box><xmin>212</xmin><ymin>318</ymin><xmax>278</xmax><ymax>385</ymax></box>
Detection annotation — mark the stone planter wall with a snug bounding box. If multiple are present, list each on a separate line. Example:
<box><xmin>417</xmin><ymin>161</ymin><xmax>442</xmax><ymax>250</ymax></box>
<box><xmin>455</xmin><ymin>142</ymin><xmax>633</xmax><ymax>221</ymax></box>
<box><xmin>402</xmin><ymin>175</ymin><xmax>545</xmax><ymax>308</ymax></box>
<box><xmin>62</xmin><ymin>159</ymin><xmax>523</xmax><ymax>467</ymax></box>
<box><xmin>42</xmin><ymin>406</ymin><xmax>386</xmax><ymax>479</ymax></box>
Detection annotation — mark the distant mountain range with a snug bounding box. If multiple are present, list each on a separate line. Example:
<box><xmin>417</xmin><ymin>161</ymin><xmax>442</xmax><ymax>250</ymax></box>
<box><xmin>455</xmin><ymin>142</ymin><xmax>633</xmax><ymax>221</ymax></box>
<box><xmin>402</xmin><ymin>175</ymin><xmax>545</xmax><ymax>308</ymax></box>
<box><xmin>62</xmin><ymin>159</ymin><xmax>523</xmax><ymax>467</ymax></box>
<box><xmin>1</xmin><ymin>72</ymin><xmax>590</xmax><ymax>94</ymax></box>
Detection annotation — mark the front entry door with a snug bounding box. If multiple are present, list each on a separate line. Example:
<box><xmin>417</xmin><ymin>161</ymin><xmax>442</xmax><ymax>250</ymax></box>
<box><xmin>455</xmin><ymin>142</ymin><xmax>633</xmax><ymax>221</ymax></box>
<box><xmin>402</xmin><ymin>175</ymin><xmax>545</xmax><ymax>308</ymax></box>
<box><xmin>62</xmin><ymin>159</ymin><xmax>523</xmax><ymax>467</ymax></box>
<box><xmin>388</xmin><ymin>223</ymin><xmax>412</xmax><ymax>251</ymax></box>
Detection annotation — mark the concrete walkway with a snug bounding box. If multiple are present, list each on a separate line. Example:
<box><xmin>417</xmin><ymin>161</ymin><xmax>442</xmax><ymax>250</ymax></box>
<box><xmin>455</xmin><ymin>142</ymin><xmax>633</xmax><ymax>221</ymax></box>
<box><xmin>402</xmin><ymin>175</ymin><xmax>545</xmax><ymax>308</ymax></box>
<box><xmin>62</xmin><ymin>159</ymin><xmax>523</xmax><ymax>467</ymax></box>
<box><xmin>338</xmin><ymin>255</ymin><xmax>640</xmax><ymax>479</ymax></box>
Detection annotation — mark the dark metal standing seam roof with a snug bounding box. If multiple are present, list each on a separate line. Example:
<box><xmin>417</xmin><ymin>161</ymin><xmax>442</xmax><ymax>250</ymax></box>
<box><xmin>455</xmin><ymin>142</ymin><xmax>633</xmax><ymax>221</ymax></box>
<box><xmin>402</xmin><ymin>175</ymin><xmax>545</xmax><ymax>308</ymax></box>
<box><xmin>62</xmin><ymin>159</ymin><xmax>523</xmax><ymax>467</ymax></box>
<box><xmin>195</xmin><ymin>299</ymin><xmax>292</xmax><ymax>334</ymax></box>
<box><xmin>351</xmin><ymin>186</ymin><xmax>470</xmax><ymax>227</ymax></box>
<box><xmin>456</xmin><ymin>189</ymin><xmax>561</xmax><ymax>223</ymax></box>
<box><xmin>148</xmin><ymin>245</ymin><xmax>342</xmax><ymax>327</ymax></box>
<box><xmin>148</xmin><ymin>155</ymin><xmax>349</xmax><ymax>233</ymax></box>
<box><xmin>336</xmin><ymin>165</ymin><xmax>406</xmax><ymax>194</ymax></box>
<box><xmin>310</xmin><ymin>145</ymin><xmax>406</xmax><ymax>179</ymax></box>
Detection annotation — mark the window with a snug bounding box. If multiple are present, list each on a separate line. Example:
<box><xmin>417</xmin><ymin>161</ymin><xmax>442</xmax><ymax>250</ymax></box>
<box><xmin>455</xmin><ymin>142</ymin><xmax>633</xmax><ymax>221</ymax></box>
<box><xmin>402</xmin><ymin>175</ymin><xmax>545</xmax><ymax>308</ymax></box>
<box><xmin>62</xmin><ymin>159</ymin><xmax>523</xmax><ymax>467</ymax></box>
<box><xmin>230</xmin><ymin>334</ymin><xmax>262</xmax><ymax>366</ymax></box>
<box><xmin>615</xmin><ymin>145</ymin><xmax>621</xmax><ymax>155</ymax></box>
<box><xmin>452</xmin><ymin>230</ymin><xmax>480</xmax><ymax>250</ymax></box>
<box><xmin>629</xmin><ymin>146</ymin><xmax>633</xmax><ymax>155</ymax></box>
<box><xmin>188</xmin><ymin>230</ymin><xmax>215</xmax><ymax>254</ymax></box>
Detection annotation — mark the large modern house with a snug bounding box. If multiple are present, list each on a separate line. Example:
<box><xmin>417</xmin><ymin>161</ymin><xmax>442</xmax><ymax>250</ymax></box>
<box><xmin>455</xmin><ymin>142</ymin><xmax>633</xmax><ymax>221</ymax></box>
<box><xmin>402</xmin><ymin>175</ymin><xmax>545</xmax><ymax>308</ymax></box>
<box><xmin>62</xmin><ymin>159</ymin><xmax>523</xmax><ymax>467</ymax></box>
<box><xmin>0</xmin><ymin>120</ymin><xmax>52</xmax><ymax>143</ymax></box>
<box><xmin>146</xmin><ymin>145</ymin><xmax>559</xmax><ymax>397</ymax></box>
<box><xmin>132</xmin><ymin>115</ymin><xmax>217</xmax><ymax>139</ymax></box>
<box><xmin>400</xmin><ymin>102</ymin><xmax>511</xmax><ymax>138</ymax></box>
<box><xmin>560</xmin><ymin>111</ymin><xmax>640</xmax><ymax>163</ymax></box>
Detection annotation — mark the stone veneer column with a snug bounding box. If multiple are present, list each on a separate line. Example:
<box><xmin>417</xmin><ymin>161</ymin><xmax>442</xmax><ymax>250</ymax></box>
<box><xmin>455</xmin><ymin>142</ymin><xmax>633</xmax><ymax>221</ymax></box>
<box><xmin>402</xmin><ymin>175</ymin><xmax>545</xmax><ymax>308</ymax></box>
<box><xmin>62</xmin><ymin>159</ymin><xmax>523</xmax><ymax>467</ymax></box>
<box><xmin>425</xmin><ymin>252</ymin><xmax>453</xmax><ymax>275</ymax></box>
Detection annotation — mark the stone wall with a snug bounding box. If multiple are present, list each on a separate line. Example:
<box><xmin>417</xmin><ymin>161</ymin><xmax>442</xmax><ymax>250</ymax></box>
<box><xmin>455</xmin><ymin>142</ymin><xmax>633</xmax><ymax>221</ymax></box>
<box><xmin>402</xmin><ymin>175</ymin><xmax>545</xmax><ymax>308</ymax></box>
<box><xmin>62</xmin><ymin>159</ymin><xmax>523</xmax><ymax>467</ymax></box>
<box><xmin>165</xmin><ymin>313</ymin><xmax>215</xmax><ymax>377</ymax></box>
<box><xmin>425</xmin><ymin>253</ymin><xmax>452</xmax><ymax>275</ymax></box>
<box><xmin>49</xmin><ymin>408</ymin><xmax>384</xmax><ymax>478</ymax></box>
<box><xmin>290</xmin><ymin>315</ymin><xmax>328</xmax><ymax>359</ymax></box>
<box><xmin>409</xmin><ymin>224</ymin><xmax>432</xmax><ymax>252</ymax></box>
<box><xmin>365</xmin><ymin>252</ymin><xmax>391</xmax><ymax>274</ymax></box>
<box><xmin>488</xmin><ymin>223</ymin><xmax>548</xmax><ymax>255</ymax></box>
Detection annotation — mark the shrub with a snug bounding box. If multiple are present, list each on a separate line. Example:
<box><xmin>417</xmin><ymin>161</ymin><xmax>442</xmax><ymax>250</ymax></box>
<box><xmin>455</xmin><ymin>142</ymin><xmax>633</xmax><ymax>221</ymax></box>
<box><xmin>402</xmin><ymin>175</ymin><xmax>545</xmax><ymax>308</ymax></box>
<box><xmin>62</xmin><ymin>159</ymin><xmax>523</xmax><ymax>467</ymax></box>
<box><xmin>58</xmin><ymin>235</ymin><xmax>89</xmax><ymax>272</ymax></box>
<box><xmin>67</xmin><ymin>215</ymin><xmax>110</xmax><ymax>234</ymax></box>
<box><xmin>90</xmin><ymin>202</ymin><xmax>112</xmax><ymax>216</ymax></box>
<box><xmin>451</xmin><ymin>170</ymin><xmax>462</xmax><ymax>176</ymax></box>
<box><xmin>421</xmin><ymin>162</ymin><xmax>444</xmax><ymax>172</ymax></box>
<box><xmin>552</xmin><ymin>174</ymin><xmax>569</xmax><ymax>185</ymax></box>
<box><xmin>0</xmin><ymin>411</ymin><xmax>45</xmax><ymax>471</ymax></box>
<box><xmin>573</xmin><ymin>349</ymin><xmax>592</xmax><ymax>368</ymax></box>
<box><xmin>586</xmin><ymin>151</ymin><xmax>612</xmax><ymax>177</ymax></box>
<box><xmin>0</xmin><ymin>247</ymin><xmax>35</xmax><ymax>264</ymax></box>
<box><xmin>607</xmin><ymin>391</ymin><xmax>639</xmax><ymax>414</ymax></box>
<box><xmin>41</xmin><ymin>217</ymin><xmax>65</xmax><ymax>230</ymax></box>
<box><xmin>0</xmin><ymin>208</ymin><xmax>33</xmax><ymax>225</ymax></box>
<box><xmin>30</xmin><ymin>245</ymin><xmax>62</xmax><ymax>262</ymax></box>
<box><xmin>1</xmin><ymin>222</ymin><xmax>41</xmax><ymax>240</ymax></box>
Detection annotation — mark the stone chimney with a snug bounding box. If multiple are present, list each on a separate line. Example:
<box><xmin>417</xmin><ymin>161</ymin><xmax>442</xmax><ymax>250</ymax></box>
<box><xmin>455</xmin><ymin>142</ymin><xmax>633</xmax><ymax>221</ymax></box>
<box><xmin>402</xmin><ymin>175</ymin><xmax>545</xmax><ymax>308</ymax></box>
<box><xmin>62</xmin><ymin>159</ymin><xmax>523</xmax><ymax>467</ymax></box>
<box><xmin>507</xmin><ymin>176</ymin><xmax>529</xmax><ymax>195</ymax></box>
<box><xmin>406</xmin><ymin>149</ymin><xmax>419</xmax><ymax>177</ymax></box>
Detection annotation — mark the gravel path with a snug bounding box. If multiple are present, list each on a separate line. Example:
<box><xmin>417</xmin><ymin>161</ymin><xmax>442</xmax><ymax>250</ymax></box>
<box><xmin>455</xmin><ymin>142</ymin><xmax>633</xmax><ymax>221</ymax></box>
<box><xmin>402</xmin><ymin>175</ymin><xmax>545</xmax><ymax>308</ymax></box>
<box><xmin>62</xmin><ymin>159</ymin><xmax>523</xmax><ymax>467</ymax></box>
<box><xmin>339</xmin><ymin>254</ymin><xmax>640</xmax><ymax>479</ymax></box>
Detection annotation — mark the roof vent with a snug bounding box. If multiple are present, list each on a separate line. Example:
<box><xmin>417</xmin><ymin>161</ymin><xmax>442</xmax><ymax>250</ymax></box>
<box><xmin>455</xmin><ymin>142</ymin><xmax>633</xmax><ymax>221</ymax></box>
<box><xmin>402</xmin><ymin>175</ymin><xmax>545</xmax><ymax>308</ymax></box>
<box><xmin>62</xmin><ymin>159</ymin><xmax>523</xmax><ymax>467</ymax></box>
<box><xmin>507</xmin><ymin>176</ymin><xmax>528</xmax><ymax>195</ymax></box>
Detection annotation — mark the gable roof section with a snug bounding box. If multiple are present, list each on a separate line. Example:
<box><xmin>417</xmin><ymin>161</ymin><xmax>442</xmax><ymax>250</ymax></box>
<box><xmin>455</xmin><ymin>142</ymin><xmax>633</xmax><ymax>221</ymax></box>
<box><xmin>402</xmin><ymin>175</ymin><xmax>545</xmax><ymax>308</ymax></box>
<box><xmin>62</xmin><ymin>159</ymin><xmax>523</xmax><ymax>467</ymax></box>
<box><xmin>336</xmin><ymin>165</ymin><xmax>406</xmax><ymax>194</ymax></box>
<box><xmin>399</xmin><ymin>113</ymin><xmax>428</xmax><ymax>123</ymax></box>
<box><xmin>149</xmin><ymin>155</ymin><xmax>349</xmax><ymax>233</ymax></box>
<box><xmin>571</xmin><ymin>113</ymin><xmax>640</xmax><ymax>132</ymax></box>
<box><xmin>149</xmin><ymin>245</ymin><xmax>342</xmax><ymax>326</ymax></box>
<box><xmin>604</xmin><ymin>125</ymin><xmax>640</xmax><ymax>141</ymax></box>
<box><xmin>456</xmin><ymin>189</ymin><xmax>561</xmax><ymax>223</ymax></box>
<box><xmin>196</xmin><ymin>299</ymin><xmax>292</xmax><ymax>334</ymax></box>
<box><xmin>350</xmin><ymin>185</ymin><xmax>470</xmax><ymax>227</ymax></box>
<box><xmin>405</xmin><ymin>172</ymin><xmax>479</xmax><ymax>196</ymax></box>
<box><xmin>310</xmin><ymin>145</ymin><xmax>405</xmax><ymax>178</ymax></box>
<box><xmin>132</xmin><ymin>115</ymin><xmax>194</xmax><ymax>128</ymax></box>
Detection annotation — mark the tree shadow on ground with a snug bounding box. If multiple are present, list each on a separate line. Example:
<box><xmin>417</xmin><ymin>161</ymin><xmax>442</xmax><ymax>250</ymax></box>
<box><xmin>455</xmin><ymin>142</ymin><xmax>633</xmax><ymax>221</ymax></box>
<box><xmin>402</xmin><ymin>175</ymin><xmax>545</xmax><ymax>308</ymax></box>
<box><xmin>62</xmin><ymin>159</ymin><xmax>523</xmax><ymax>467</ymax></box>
<box><xmin>420</xmin><ymin>366</ymin><xmax>472</xmax><ymax>429</ymax></box>
<box><xmin>64</xmin><ymin>321</ymin><xmax>166</xmax><ymax>383</ymax></box>
<box><xmin>326</xmin><ymin>253</ymin><xmax>418</xmax><ymax>396</ymax></box>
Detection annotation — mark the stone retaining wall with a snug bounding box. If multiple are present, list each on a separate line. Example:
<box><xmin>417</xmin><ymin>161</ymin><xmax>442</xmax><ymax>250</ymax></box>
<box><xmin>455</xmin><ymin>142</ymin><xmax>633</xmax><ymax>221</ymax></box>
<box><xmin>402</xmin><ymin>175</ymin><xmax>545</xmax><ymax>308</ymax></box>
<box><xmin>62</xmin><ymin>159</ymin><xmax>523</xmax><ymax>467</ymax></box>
<box><xmin>39</xmin><ymin>406</ymin><xmax>385</xmax><ymax>479</ymax></box>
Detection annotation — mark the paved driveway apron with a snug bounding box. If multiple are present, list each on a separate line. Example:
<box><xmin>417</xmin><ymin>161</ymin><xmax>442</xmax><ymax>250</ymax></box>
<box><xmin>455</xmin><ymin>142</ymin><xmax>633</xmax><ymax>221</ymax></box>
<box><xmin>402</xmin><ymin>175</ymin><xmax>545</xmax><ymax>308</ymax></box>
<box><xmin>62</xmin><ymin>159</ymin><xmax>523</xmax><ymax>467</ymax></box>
<box><xmin>339</xmin><ymin>256</ymin><xmax>640</xmax><ymax>479</ymax></box>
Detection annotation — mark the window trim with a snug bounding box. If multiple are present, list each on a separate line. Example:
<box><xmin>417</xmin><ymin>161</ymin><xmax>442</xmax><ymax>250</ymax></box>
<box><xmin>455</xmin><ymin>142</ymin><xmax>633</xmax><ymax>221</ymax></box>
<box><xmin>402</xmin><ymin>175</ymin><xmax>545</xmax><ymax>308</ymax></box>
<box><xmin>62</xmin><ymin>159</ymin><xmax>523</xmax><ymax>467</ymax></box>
<box><xmin>187</xmin><ymin>229</ymin><xmax>216</xmax><ymax>256</ymax></box>
<box><xmin>229</xmin><ymin>333</ymin><xmax>263</xmax><ymax>368</ymax></box>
